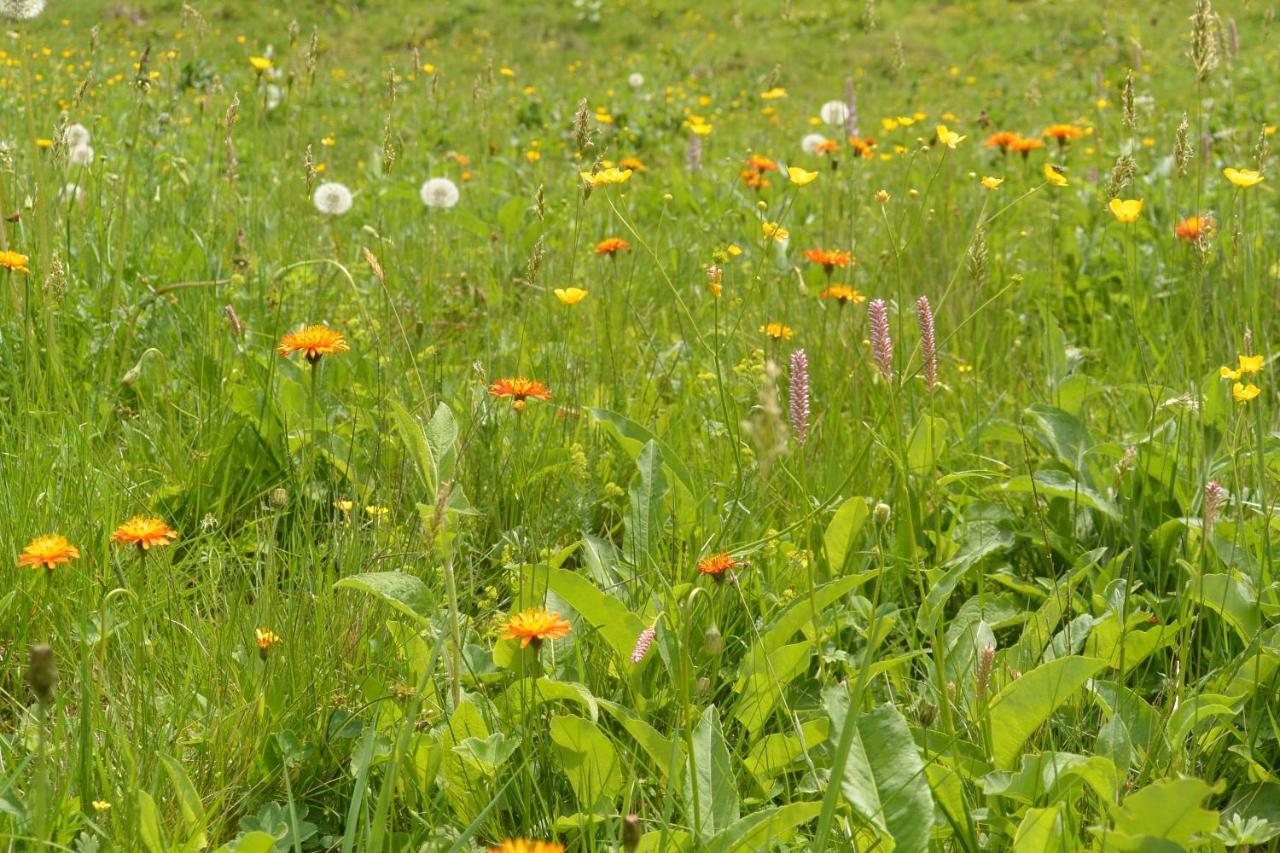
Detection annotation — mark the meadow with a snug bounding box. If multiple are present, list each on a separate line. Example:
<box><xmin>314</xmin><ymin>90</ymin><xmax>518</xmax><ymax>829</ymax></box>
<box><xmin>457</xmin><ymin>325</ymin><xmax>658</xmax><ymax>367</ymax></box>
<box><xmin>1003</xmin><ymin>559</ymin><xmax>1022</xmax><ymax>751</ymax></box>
<box><xmin>1</xmin><ymin>0</ymin><xmax>1278</xmax><ymax>849</ymax></box>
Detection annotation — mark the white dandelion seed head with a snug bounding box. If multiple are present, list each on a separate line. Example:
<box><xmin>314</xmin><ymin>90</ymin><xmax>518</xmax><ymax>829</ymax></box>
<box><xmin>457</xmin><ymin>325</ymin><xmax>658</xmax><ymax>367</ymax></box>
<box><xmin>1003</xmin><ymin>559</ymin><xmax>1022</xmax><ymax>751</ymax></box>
<box><xmin>801</xmin><ymin>133</ymin><xmax>828</xmax><ymax>155</ymax></box>
<box><xmin>265</xmin><ymin>84</ymin><xmax>284</xmax><ymax>111</ymax></box>
<box><xmin>63</xmin><ymin>123</ymin><xmax>90</xmax><ymax>148</ymax></box>
<box><xmin>0</xmin><ymin>0</ymin><xmax>46</xmax><ymax>20</ymax></box>
<box><xmin>820</xmin><ymin>100</ymin><xmax>850</xmax><ymax>127</ymax></box>
<box><xmin>420</xmin><ymin>177</ymin><xmax>460</xmax><ymax>209</ymax></box>
<box><xmin>628</xmin><ymin>72</ymin><xmax>645</xmax><ymax>88</ymax></box>
<box><xmin>68</xmin><ymin>144</ymin><xmax>94</xmax><ymax>166</ymax></box>
<box><xmin>59</xmin><ymin>183</ymin><xmax>85</xmax><ymax>204</ymax></box>
<box><xmin>313</xmin><ymin>181</ymin><xmax>353</xmax><ymax>215</ymax></box>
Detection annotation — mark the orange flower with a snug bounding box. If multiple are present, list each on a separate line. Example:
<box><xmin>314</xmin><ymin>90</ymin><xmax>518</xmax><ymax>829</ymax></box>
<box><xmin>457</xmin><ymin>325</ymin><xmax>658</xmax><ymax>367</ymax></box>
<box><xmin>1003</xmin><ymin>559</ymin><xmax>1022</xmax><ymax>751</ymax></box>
<box><xmin>1042</xmin><ymin>123</ymin><xmax>1084</xmax><ymax>143</ymax></box>
<box><xmin>1175</xmin><ymin>215</ymin><xmax>1214</xmax><ymax>242</ymax></box>
<box><xmin>489</xmin><ymin>378</ymin><xmax>551</xmax><ymax>412</ymax></box>
<box><xmin>0</xmin><ymin>250</ymin><xmax>30</xmax><ymax>273</ymax></box>
<box><xmin>618</xmin><ymin>156</ymin><xmax>645</xmax><ymax>171</ymax></box>
<box><xmin>1009</xmin><ymin>136</ymin><xmax>1045</xmax><ymax>157</ymax></box>
<box><xmin>489</xmin><ymin>841</ymin><xmax>565</xmax><ymax>853</ymax></box>
<box><xmin>255</xmin><ymin>628</ymin><xmax>281</xmax><ymax>653</ymax></box>
<box><xmin>984</xmin><ymin>131</ymin><xmax>1021</xmax><ymax>153</ymax></box>
<box><xmin>697</xmin><ymin>552</ymin><xmax>739</xmax><ymax>578</ymax></box>
<box><xmin>815</xmin><ymin>139</ymin><xmax>841</xmax><ymax>155</ymax></box>
<box><xmin>803</xmin><ymin>248</ymin><xmax>854</xmax><ymax>272</ymax></box>
<box><xmin>820</xmin><ymin>285</ymin><xmax>866</xmax><ymax>305</ymax></box>
<box><xmin>111</xmin><ymin>516</ymin><xmax>178</xmax><ymax>551</ymax></box>
<box><xmin>739</xmin><ymin>168</ymin><xmax>772</xmax><ymax>189</ymax></box>
<box><xmin>848</xmin><ymin>136</ymin><xmax>876</xmax><ymax>158</ymax></box>
<box><xmin>761</xmin><ymin>322</ymin><xmax>793</xmax><ymax>341</ymax></box>
<box><xmin>499</xmin><ymin>608</ymin><xmax>572</xmax><ymax>648</ymax></box>
<box><xmin>277</xmin><ymin>325</ymin><xmax>350</xmax><ymax>363</ymax></box>
<box><xmin>18</xmin><ymin>534</ymin><xmax>80</xmax><ymax>572</ymax></box>
<box><xmin>595</xmin><ymin>237</ymin><xmax>631</xmax><ymax>255</ymax></box>
<box><xmin>747</xmin><ymin>154</ymin><xmax>778</xmax><ymax>172</ymax></box>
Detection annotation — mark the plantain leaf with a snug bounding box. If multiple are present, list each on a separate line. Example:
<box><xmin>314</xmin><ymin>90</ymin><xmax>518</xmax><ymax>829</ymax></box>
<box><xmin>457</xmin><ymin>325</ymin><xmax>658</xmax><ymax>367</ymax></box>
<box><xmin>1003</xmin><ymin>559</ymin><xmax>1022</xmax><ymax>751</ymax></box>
<box><xmin>988</xmin><ymin>655</ymin><xmax>1108</xmax><ymax>768</ymax></box>
<box><xmin>335</xmin><ymin>571</ymin><xmax>433</xmax><ymax>626</ymax></box>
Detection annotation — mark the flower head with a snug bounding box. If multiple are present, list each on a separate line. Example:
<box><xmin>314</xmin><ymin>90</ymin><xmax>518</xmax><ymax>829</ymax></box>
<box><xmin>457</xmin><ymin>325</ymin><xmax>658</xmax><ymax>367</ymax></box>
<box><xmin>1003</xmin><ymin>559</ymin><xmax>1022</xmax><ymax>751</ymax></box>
<box><xmin>18</xmin><ymin>534</ymin><xmax>79</xmax><ymax>572</ymax></box>
<box><xmin>801</xmin><ymin>134</ymin><xmax>828</xmax><ymax>156</ymax></box>
<box><xmin>1238</xmin><ymin>354</ymin><xmax>1265</xmax><ymax>375</ymax></box>
<box><xmin>420</xmin><ymin>177</ymin><xmax>461</xmax><ymax>209</ymax></box>
<box><xmin>697</xmin><ymin>552</ymin><xmax>740</xmax><ymax>578</ymax></box>
<box><xmin>0</xmin><ymin>250</ymin><xmax>30</xmax><ymax>273</ymax></box>
<box><xmin>786</xmin><ymin>165</ymin><xmax>818</xmax><ymax>186</ymax></box>
<box><xmin>868</xmin><ymin>299</ymin><xmax>894</xmax><ymax>382</ymax></box>
<box><xmin>1011</xmin><ymin>136</ymin><xmax>1045</xmax><ymax>156</ymax></box>
<box><xmin>1233</xmin><ymin>382</ymin><xmax>1260</xmax><ymax>403</ymax></box>
<box><xmin>762</xmin><ymin>222</ymin><xmax>789</xmax><ymax>242</ymax></box>
<box><xmin>580</xmin><ymin>167</ymin><xmax>633</xmax><ymax>188</ymax></box>
<box><xmin>984</xmin><ymin>131</ymin><xmax>1021</xmax><ymax>152</ymax></box>
<box><xmin>278</xmin><ymin>325</ymin><xmax>350</xmax><ymax>363</ymax></box>
<box><xmin>111</xmin><ymin>516</ymin><xmax>177</xmax><ymax>551</ymax></box>
<box><xmin>554</xmin><ymin>287</ymin><xmax>588</xmax><ymax>305</ymax></box>
<box><xmin>595</xmin><ymin>237</ymin><xmax>631</xmax><ymax>255</ymax></box>
<box><xmin>1175</xmin><ymin>215</ymin><xmax>1213</xmax><ymax>242</ymax></box>
<box><xmin>1043</xmin><ymin>163</ymin><xmax>1068</xmax><ymax>187</ymax></box>
<box><xmin>848</xmin><ymin>136</ymin><xmax>876</xmax><ymax>158</ymax></box>
<box><xmin>820</xmin><ymin>285</ymin><xmax>865</xmax><ymax>305</ymax></box>
<box><xmin>249</xmin><ymin>56</ymin><xmax>272</xmax><ymax>73</ymax></box>
<box><xmin>790</xmin><ymin>348</ymin><xmax>810</xmax><ymax>446</ymax></box>
<box><xmin>1223</xmin><ymin>167</ymin><xmax>1263</xmax><ymax>188</ymax></box>
<box><xmin>936</xmin><ymin>125</ymin><xmax>966</xmax><ymax>148</ymax></box>
<box><xmin>1042</xmin><ymin>123</ymin><xmax>1084</xmax><ymax>143</ymax></box>
<box><xmin>630</xmin><ymin>626</ymin><xmax>657</xmax><ymax>664</ymax></box>
<box><xmin>804</xmin><ymin>248</ymin><xmax>853</xmax><ymax>272</ymax></box>
<box><xmin>981</xmin><ymin>176</ymin><xmax>1004</xmax><ymax>190</ymax></box>
<box><xmin>1108</xmin><ymin>198</ymin><xmax>1144</xmax><ymax>223</ymax></box>
<box><xmin>489</xmin><ymin>378</ymin><xmax>551</xmax><ymax>412</ymax></box>
<box><xmin>761</xmin><ymin>322</ymin><xmax>793</xmax><ymax>341</ymax></box>
<box><xmin>0</xmin><ymin>0</ymin><xmax>46</xmax><ymax>20</ymax></box>
<box><xmin>820</xmin><ymin>100</ymin><xmax>850</xmax><ymax>127</ymax></box>
<box><xmin>313</xmin><ymin>182</ymin><xmax>353</xmax><ymax>215</ymax></box>
<box><xmin>256</xmin><ymin>628</ymin><xmax>281</xmax><ymax>660</ymax></box>
<box><xmin>488</xmin><ymin>841</ymin><xmax>565</xmax><ymax>853</ymax></box>
<box><xmin>499</xmin><ymin>609</ymin><xmax>572</xmax><ymax>648</ymax></box>
<box><xmin>62</xmin><ymin>123</ymin><xmax>90</xmax><ymax>147</ymax></box>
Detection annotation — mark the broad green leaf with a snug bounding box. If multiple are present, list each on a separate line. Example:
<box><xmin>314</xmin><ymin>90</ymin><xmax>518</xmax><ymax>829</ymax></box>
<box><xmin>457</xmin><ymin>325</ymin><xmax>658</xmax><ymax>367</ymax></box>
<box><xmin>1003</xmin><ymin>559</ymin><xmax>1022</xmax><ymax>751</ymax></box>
<box><xmin>685</xmin><ymin>706</ymin><xmax>738</xmax><ymax>840</ymax></box>
<box><xmin>215</xmin><ymin>831</ymin><xmax>278</xmax><ymax>853</ymax></box>
<box><xmin>438</xmin><ymin>699</ymin><xmax>490</xmax><ymax>823</ymax></box>
<box><xmin>1190</xmin><ymin>572</ymin><xmax>1261</xmax><ymax>643</ymax></box>
<box><xmin>988</xmin><ymin>655</ymin><xmax>1107</xmax><ymax>768</ymax></box>
<box><xmin>759</xmin><ymin>573</ymin><xmax>874</xmax><ymax>654</ymax></box>
<box><xmin>824</xmin><ymin>496</ymin><xmax>869</xmax><ymax>573</ymax></box>
<box><xmin>1013</xmin><ymin>806</ymin><xmax>1064</xmax><ymax>852</ymax></box>
<box><xmin>706</xmin><ymin>802</ymin><xmax>823</xmax><ymax>853</ymax></box>
<box><xmin>907</xmin><ymin>415</ymin><xmax>949</xmax><ymax>476</ymax></box>
<box><xmin>732</xmin><ymin>641</ymin><xmax>812</xmax><ymax>735</ymax></box>
<box><xmin>1108</xmin><ymin>777</ymin><xmax>1224</xmax><ymax>846</ymax></box>
<box><xmin>335</xmin><ymin>571</ymin><xmax>433</xmax><ymax>626</ymax></box>
<box><xmin>625</xmin><ymin>440</ymin><xmax>668</xmax><ymax>563</ymax></box>
<box><xmin>927</xmin><ymin>764</ymin><xmax>974</xmax><ymax>844</ymax></box>
<box><xmin>452</xmin><ymin>733</ymin><xmax>519</xmax><ymax>774</ymax></box>
<box><xmin>598</xmin><ymin>699</ymin><xmax>681</xmax><ymax>778</ymax></box>
<box><xmin>160</xmin><ymin>753</ymin><xmax>208</xmax><ymax>850</ymax></box>
<box><xmin>137</xmin><ymin>789</ymin><xmax>166</xmax><ymax>853</ymax></box>
<box><xmin>1026</xmin><ymin>404</ymin><xmax>1091</xmax><ymax>474</ymax></box>
<box><xmin>390</xmin><ymin>400</ymin><xmax>438</xmax><ymax>496</ymax></box>
<box><xmin>997</xmin><ymin>470</ymin><xmax>1120</xmax><ymax>521</ymax></box>
<box><xmin>590</xmin><ymin>408</ymin><xmax>697</xmax><ymax>531</ymax></box>
<box><xmin>550</xmin><ymin>715</ymin><xmax>623</xmax><ymax>811</ymax></box>
<box><xmin>500</xmin><ymin>677</ymin><xmax>599</xmax><ymax>722</ymax></box>
<box><xmin>546</xmin><ymin>568</ymin><xmax>647</xmax><ymax>665</ymax></box>
<box><xmin>744</xmin><ymin>719</ymin><xmax>829</xmax><ymax>788</ymax></box>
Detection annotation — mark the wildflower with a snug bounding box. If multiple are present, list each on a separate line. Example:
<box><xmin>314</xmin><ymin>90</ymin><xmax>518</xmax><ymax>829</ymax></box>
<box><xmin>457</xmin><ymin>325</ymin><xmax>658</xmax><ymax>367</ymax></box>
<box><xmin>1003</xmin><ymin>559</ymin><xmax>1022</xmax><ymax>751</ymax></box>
<box><xmin>489</xmin><ymin>378</ymin><xmax>551</xmax><ymax>412</ymax></box>
<box><xmin>420</xmin><ymin>177</ymin><xmax>461</xmax><ymax>209</ymax></box>
<box><xmin>815</xmin><ymin>139</ymin><xmax>841</xmax><ymax>155</ymax></box>
<box><xmin>981</xmin><ymin>176</ymin><xmax>1004</xmax><ymax>189</ymax></box>
<box><xmin>1204</xmin><ymin>481</ymin><xmax>1225</xmax><ymax>535</ymax></box>
<box><xmin>1175</xmin><ymin>215</ymin><xmax>1213</xmax><ymax>241</ymax></box>
<box><xmin>0</xmin><ymin>0</ymin><xmax>46</xmax><ymax>20</ymax></box>
<box><xmin>874</xmin><ymin>189</ymin><xmax>891</xmax><ymax>203</ymax></box>
<box><xmin>618</xmin><ymin>156</ymin><xmax>645</xmax><ymax>171</ymax></box>
<box><xmin>91</xmin><ymin>801</ymin><xmax>112</xmax><ymax>812</ymax></box>
<box><xmin>595</xmin><ymin>237</ymin><xmax>631</xmax><ymax>255</ymax></box>
<box><xmin>803</xmin><ymin>248</ymin><xmax>853</xmax><ymax>273</ymax></box>
<box><xmin>110</xmin><ymin>516</ymin><xmax>177</xmax><ymax>551</ymax></box>
<box><xmin>622</xmin><ymin>816</ymin><xmax>642</xmax><ymax>853</ymax></box>
<box><xmin>630</xmin><ymin>626</ymin><xmax>656</xmax><ymax>663</ymax></box>
<box><xmin>984</xmin><ymin>131</ymin><xmax>1020</xmax><ymax>153</ymax></box>
<box><xmin>0</xmin><ymin>250</ymin><xmax>30</xmax><ymax>273</ymax></box>
<box><xmin>697</xmin><ymin>552</ymin><xmax>739</xmax><ymax>579</ymax></box>
<box><xmin>706</xmin><ymin>265</ymin><xmax>723</xmax><ymax>298</ymax></box>
<box><xmin>1232</xmin><ymin>382</ymin><xmax>1260</xmax><ymax>403</ymax></box>
<box><xmin>554</xmin><ymin>287</ymin><xmax>588</xmax><ymax>305</ymax></box>
<box><xmin>365</xmin><ymin>505</ymin><xmax>389</xmax><ymax>519</ymax></box>
<box><xmin>820</xmin><ymin>285</ymin><xmax>865</xmax><ymax>305</ymax></box>
<box><xmin>790</xmin><ymin>349</ymin><xmax>810</xmax><ymax>445</ymax></box>
<box><xmin>62</xmin><ymin>123</ymin><xmax>90</xmax><ymax>147</ymax></box>
<box><xmin>1042</xmin><ymin>123</ymin><xmax>1084</xmax><ymax>144</ymax></box>
<box><xmin>278</xmin><ymin>325</ymin><xmax>350</xmax><ymax>363</ymax></box>
<box><xmin>628</xmin><ymin>72</ymin><xmax>645</xmax><ymax>88</ymax></box>
<box><xmin>488</xmin><ymin>841</ymin><xmax>565</xmax><ymax>853</ymax></box>
<box><xmin>820</xmin><ymin>100</ymin><xmax>850</xmax><ymax>127</ymax></box>
<box><xmin>760</xmin><ymin>87</ymin><xmax>787</xmax><ymax>100</ymax></box>
<box><xmin>686</xmin><ymin>119</ymin><xmax>713</xmax><ymax>136</ymax></box>
<box><xmin>748</xmin><ymin>154</ymin><xmax>779</xmax><ymax>173</ymax></box>
<box><xmin>868</xmin><ymin>299</ymin><xmax>894</xmax><ymax>382</ymax></box>
<box><xmin>761</xmin><ymin>222</ymin><xmax>789</xmax><ymax>242</ymax></box>
<box><xmin>499</xmin><ymin>608</ymin><xmax>572</xmax><ymax>648</ymax></box>
<box><xmin>1223</xmin><ymin>167</ymin><xmax>1263</xmax><ymax>188</ymax></box>
<box><xmin>916</xmin><ymin>296</ymin><xmax>937</xmax><ymax>391</ymax></box>
<box><xmin>1010</xmin><ymin>136</ymin><xmax>1045</xmax><ymax>157</ymax></box>
<box><xmin>255</xmin><ymin>628</ymin><xmax>281</xmax><ymax>661</ymax></box>
<box><xmin>1238</xmin><ymin>354</ymin><xmax>1265</xmax><ymax>375</ymax></box>
<box><xmin>312</xmin><ymin>182</ymin><xmax>353</xmax><ymax>215</ymax></box>
<box><xmin>761</xmin><ymin>322</ymin><xmax>793</xmax><ymax>341</ymax></box>
<box><xmin>1043</xmin><ymin>163</ymin><xmax>1068</xmax><ymax>187</ymax></box>
<box><xmin>685</xmin><ymin>135</ymin><xmax>703</xmax><ymax>172</ymax></box>
<box><xmin>248</xmin><ymin>56</ymin><xmax>272</xmax><ymax>73</ymax></box>
<box><xmin>18</xmin><ymin>534</ymin><xmax>79</xmax><ymax>571</ymax></box>
<box><xmin>935</xmin><ymin>125</ymin><xmax>966</xmax><ymax>148</ymax></box>
<box><xmin>848</xmin><ymin>136</ymin><xmax>875</xmax><ymax>158</ymax></box>
<box><xmin>579</xmin><ymin>167</ymin><xmax>633</xmax><ymax>188</ymax></box>
<box><xmin>786</xmin><ymin>165</ymin><xmax>818</xmax><ymax>185</ymax></box>
<box><xmin>1108</xmin><ymin>198</ymin><xmax>1144</xmax><ymax>223</ymax></box>
<box><xmin>66</xmin><ymin>144</ymin><xmax>93</xmax><ymax>166</ymax></box>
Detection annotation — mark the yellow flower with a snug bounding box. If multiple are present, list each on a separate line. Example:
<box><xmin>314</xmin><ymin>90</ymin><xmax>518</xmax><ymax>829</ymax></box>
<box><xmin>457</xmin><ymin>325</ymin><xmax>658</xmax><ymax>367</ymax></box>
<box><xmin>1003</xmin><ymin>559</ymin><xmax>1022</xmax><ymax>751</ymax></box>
<box><xmin>1108</xmin><ymin>198</ymin><xmax>1144</xmax><ymax>223</ymax></box>
<box><xmin>761</xmin><ymin>222</ymin><xmax>789</xmax><ymax>242</ymax></box>
<box><xmin>525</xmin><ymin>150</ymin><xmax>541</xmax><ymax>161</ymax></box>
<box><xmin>500</xmin><ymin>608</ymin><xmax>572</xmax><ymax>648</ymax></box>
<box><xmin>760</xmin><ymin>322</ymin><xmax>793</xmax><ymax>340</ymax></box>
<box><xmin>579</xmin><ymin>167</ymin><xmax>633</xmax><ymax>188</ymax></box>
<box><xmin>725</xmin><ymin>244</ymin><xmax>743</xmax><ymax>257</ymax></box>
<box><xmin>786</xmin><ymin>166</ymin><xmax>818</xmax><ymax>186</ymax></box>
<box><xmin>874</xmin><ymin>189</ymin><xmax>891</xmax><ymax>203</ymax></box>
<box><xmin>1238</xmin><ymin>354</ymin><xmax>1265</xmax><ymax>375</ymax></box>
<box><xmin>760</xmin><ymin>87</ymin><xmax>787</xmax><ymax>100</ymax></box>
<box><xmin>248</xmin><ymin>56</ymin><xmax>272</xmax><ymax>73</ymax></box>
<box><xmin>554</xmin><ymin>287</ymin><xmax>588</xmax><ymax>305</ymax></box>
<box><xmin>36</xmin><ymin>138</ymin><xmax>54</xmax><ymax>148</ymax></box>
<box><xmin>980</xmin><ymin>176</ymin><xmax>1004</xmax><ymax>189</ymax></box>
<box><xmin>1233</xmin><ymin>382</ymin><xmax>1260</xmax><ymax>403</ymax></box>
<box><xmin>1223</xmin><ymin>168</ymin><xmax>1263</xmax><ymax>188</ymax></box>
<box><xmin>936</xmin><ymin>125</ymin><xmax>966</xmax><ymax>148</ymax></box>
<box><xmin>881</xmin><ymin>117</ymin><xmax>900</xmax><ymax>131</ymax></box>
<box><xmin>0</xmin><ymin>250</ymin><xmax>31</xmax><ymax>273</ymax></box>
<box><xmin>1220</xmin><ymin>366</ymin><xmax>1242</xmax><ymax>381</ymax></box>
<box><xmin>1043</xmin><ymin>163</ymin><xmax>1068</xmax><ymax>187</ymax></box>
<box><xmin>92</xmin><ymin>801</ymin><xmax>112</xmax><ymax>812</ymax></box>
<box><xmin>499</xmin><ymin>67</ymin><xmax>516</xmax><ymax>77</ymax></box>
<box><xmin>687</xmin><ymin>121</ymin><xmax>713</xmax><ymax>136</ymax></box>
<box><xmin>18</xmin><ymin>534</ymin><xmax>80</xmax><ymax>571</ymax></box>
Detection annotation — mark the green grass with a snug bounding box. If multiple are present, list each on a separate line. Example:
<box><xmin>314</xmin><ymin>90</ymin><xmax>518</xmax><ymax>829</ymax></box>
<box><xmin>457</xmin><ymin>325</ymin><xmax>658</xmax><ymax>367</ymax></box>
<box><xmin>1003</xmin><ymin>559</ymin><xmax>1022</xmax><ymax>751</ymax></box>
<box><xmin>1</xmin><ymin>0</ymin><xmax>1279</xmax><ymax>850</ymax></box>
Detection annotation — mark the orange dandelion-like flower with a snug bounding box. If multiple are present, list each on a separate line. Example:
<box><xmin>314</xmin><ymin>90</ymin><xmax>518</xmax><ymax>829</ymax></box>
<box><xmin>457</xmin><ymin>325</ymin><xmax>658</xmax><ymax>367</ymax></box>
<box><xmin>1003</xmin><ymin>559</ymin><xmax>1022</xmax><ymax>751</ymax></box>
<box><xmin>1175</xmin><ymin>215</ymin><xmax>1214</xmax><ymax>242</ymax></box>
<box><xmin>803</xmin><ymin>248</ymin><xmax>854</xmax><ymax>272</ymax></box>
<box><xmin>595</xmin><ymin>237</ymin><xmax>631</xmax><ymax>255</ymax></box>
<box><xmin>1042</xmin><ymin>123</ymin><xmax>1084</xmax><ymax>143</ymax></box>
<box><xmin>277</xmin><ymin>325</ymin><xmax>350</xmax><ymax>363</ymax></box>
<box><xmin>0</xmin><ymin>250</ymin><xmax>30</xmax><ymax>273</ymax></box>
<box><xmin>697</xmin><ymin>552</ymin><xmax>740</xmax><ymax>580</ymax></box>
<box><xmin>1009</xmin><ymin>135</ymin><xmax>1045</xmax><ymax>157</ymax></box>
<box><xmin>848</xmin><ymin>136</ymin><xmax>876</xmax><ymax>158</ymax></box>
<box><xmin>618</xmin><ymin>156</ymin><xmax>645</xmax><ymax>171</ymax></box>
<box><xmin>489</xmin><ymin>841</ymin><xmax>565</xmax><ymax>853</ymax></box>
<box><xmin>499</xmin><ymin>608</ymin><xmax>572</xmax><ymax>648</ymax></box>
<box><xmin>761</xmin><ymin>322</ymin><xmax>793</xmax><ymax>341</ymax></box>
<box><xmin>111</xmin><ymin>516</ymin><xmax>178</xmax><ymax>551</ymax></box>
<box><xmin>815</xmin><ymin>139</ymin><xmax>841</xmax><ymax>155</ymax></box>
<box><xmin>747</xmin><ymin>154</ymin><xmax>779</xmax><ymax>172</ymax></box>
<box><xmin>820</xmin><ymin>285</ymin><xmax>866</xmax><ymax>305</ymax></box>
<box><xmin>739</xmin><ymin>168</ymin><xmax>772</xmax><ymax>189</ymax></box>
<box><xmin>984</xmin><ymin>131</ymin><xmax>1020</xmax><ymax>153</ymax></box>
<box><xmin>489</xmin><ymin>378</ymin><xmax>552</xmax><ymax>412</ymax></box>
<box><xmin>18</xmin><ymin>534</ymin><xmax>80</xmax><ymax>572</ymax></box>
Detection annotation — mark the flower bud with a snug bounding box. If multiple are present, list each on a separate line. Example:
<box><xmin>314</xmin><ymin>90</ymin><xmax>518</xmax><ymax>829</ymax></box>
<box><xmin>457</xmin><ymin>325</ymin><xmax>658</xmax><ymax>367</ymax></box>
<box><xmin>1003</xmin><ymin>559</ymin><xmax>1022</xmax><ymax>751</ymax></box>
<box><xmin>26</xmin><ymin>644</ymin><xmax>57</xmax><ymax>706</ymax></box>
<box><xmin>703</xmin><ymin>625</ymin><xmax>723</xmax><ymax>657</ymax></box>
<box><xmin>872</xmin><ymin>502</ymin><xmax>892</xmax><ymax>525</ymax></box>
<box><xmin>622</xmin><ymin>815</ymin><xmax>642</xmax><ymax>852</ymax></box>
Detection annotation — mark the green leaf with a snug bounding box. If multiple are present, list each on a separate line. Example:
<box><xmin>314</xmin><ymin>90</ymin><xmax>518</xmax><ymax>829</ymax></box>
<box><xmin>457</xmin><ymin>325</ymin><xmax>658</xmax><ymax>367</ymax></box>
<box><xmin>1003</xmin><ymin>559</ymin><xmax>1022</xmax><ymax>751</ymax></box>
<box><xmin>758</xmin><ymin>573</ymin><xmax>875</xmax><ymax>655</ymax></box>
<box><xmin>335</xmin><ymin>571</ymin><xmax>433</xmax><ymax>626</ymax></box>
<box><xmin>1108</xmin><ymin>777</ymin><xmax>1224</xmax><ymax>846</ymax></box>
<box><xmin>907</xmin><ymin>415</ymin><xmax>949</xmax><ymax>476</ymax></box>
<box><xmin>1026</xmin><ymin>404</ymin><xmax>1092</xmax><ymax>474</ymax></box>
<box><xmin>625</xmin><ymin>440</ymin><xmax>668</xmax><ymax>563</ymax></box>
<box><xmin>1190</xmin><ymin>572</ymin><xmax>1261</xmax><ymax>643</ymax></box>
<box><xmin>390</xmin><ymin>400</ymin><xmax>438</xmax><ymax>496</ymax></box>
<box><xmin>500</xmin><ymin>677</ymin><xmax>599</xmax><ymax>722</ymax></box>
<box><xmin>598</xmin><ymin>699</ymin><xmax>681</xmax><ymax>778</ymax></box>
<box><xmin>215</xmin><ymin>831</ymin><xmax>278</xmax><ymax>853</ymax></box>
<box><xmin>452</xmin><ymin>733</ymin><xmax>519</xmax><ymax>774</ymax></box>
<box><xmin>733</xmin><ymin>641</ymin><xmax>812</xmax><ymax>735</ymax></box>
<box><xmin>438</xmin><ymin>699</ymin><xmax>490</xmax><ymax>823</ymax></box>
<box><xmin>743</xmin><ymin>719</ymin><xmax>829</xmax><ymax>789</ymax></box>
<box><xmin>549</xmin><ymin>715</ymin><xmax>624</xmax><ymax>812</ymax></box>
<box><xmin>589</xmin><ymin>407</ymin><xmax>697</xmax><ymax>531</ymax></box>
<box><xmin>706</xmin><ymin>802</ymin><xmax>823</xmax><ymax>853</ymax></box>
<box><xmin>545</xmin><ymin>568</ymin><xmax>647</xmax><ymax>665</ymax></box>
<box><xmin>988</xmin><ymin>655</ymin><xmax>1108</xmax><ymax>768</ymax></box>
<box><xmin>996</xmin><ymin>470</ymin><xmax>1120</xmax><ymax>521</ymax></box>
<box><xmin>137</xmin><ymin>790</ymin><xmax>166</xmax><ymax>853</ymax></box>
<box><xmin>685</xmin><ymin>706</ymin><xmax>739</xmax><ymax>840</ymax></box>
<box><xmin>823</xmin><ymin>497</ymin><xmax>869</xmax><ymax>573</ymax></box>
<box><xmin>160</xmin><ymin>753</ymin><xmax>208</xmax><ymax>850</ymax></box>
<box><xmin>1013</xmin><ymin>806</ymin><xmax>1064</xmax><ymax>852</ymax></box>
